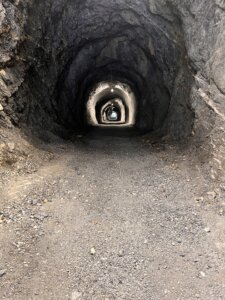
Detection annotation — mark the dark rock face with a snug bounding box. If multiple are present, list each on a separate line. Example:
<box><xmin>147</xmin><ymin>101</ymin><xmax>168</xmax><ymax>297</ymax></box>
<box><xmin>0</xmin><ymin>0</ymin><xmax>191</xmax><ymax>135</ymax></box>
<box><xmin>0</xmin><ymin>0</ymin><xmax>225</xmax><ymax>174</ymax></box>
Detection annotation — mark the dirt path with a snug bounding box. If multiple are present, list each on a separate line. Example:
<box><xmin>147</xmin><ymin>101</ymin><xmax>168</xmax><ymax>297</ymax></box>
<box><xmin>0</xmin><ymin>136</ymin><xmax>225</xmax><ymax>300</ymax></box>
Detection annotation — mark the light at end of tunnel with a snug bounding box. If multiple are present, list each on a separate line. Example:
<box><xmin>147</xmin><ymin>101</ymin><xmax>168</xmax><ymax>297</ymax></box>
<box><xmin>86</xmin><ymin>81</ymin><xmax>137</xmax><ymax>128</ymax></box>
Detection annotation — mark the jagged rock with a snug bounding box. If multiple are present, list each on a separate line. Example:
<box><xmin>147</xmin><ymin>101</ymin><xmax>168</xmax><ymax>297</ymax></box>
<box><xmin>0</xmin><ymin>0</ymin><xmax>224</xmax><ymax>177</ymax></box>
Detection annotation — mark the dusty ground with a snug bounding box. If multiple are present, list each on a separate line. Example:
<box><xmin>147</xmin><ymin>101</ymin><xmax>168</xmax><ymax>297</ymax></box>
<box><xmin>0</xmin><ymin>133</ymin><xmax>225</xmax><ymax>300</ymax></box>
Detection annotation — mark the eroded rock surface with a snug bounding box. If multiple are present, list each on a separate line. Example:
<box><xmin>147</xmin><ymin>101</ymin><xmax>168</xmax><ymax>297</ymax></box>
<box><xmin>0</xmin><ymin>1</ymin><xmax>221</xmax><ymax>131</ymax></box>
<box><xmin>0</xmin><ymin>1</ymin><xmax>224</xmax><ymax>177</ymax></box>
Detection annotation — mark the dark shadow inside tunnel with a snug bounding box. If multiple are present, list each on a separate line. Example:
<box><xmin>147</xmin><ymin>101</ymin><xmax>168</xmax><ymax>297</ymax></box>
<box><xmin>11</xmin><ymin>0</ymin><xmax>195</xmax><ymax>141</ymax></box>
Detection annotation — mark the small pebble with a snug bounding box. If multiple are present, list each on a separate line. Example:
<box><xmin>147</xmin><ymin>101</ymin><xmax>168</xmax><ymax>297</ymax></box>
<box><xmin>207</xmin><ymin>191</ymin><xmax>216</xmax><ymax>199</ymax></box>
<box><xmin>199</xmin><ymin>271</ymin><xmax>206</xmax><ymax>278</ymax></box>
<box><xmin>71</xmin><ymin>291</ymin><xmax>82</xmax><ymax>300</ymax></box>
<box><xmin>195</xmin><ymin>197</ymin><xmax>203</xmax><ymax>202</ymax></box>
<box><xmin>7</xmin><ymin>142</ymin><xmax>15</xmax><ymax>153</ymax></box>
<box><xmin>90</xmin><ymin>247</ymin><xmax>96</xmax><ymax>255</ymax></box>
<box><xmin>0</xmin><ymin>269</ymin><xmax>7</xmax><ymax>277</ymax></box>
<box><xmin>34</xmin><ymin>212</ymin><xmax>49</xmax><ymax>221</ymax></box>
<box><xmin>31</xmin><ymin>199</ymin><xmax>38</xmax><ymax>206</ymax></box>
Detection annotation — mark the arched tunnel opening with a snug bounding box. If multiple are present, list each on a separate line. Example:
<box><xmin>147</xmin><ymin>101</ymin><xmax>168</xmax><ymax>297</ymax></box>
<box><xmin>86</xmin><ymin>81</ymin><xmax>137</xmax><ymax>128</ymax></box>
<box><xmin>7</xmin><ymin>0</ymin><xmax>195</xmax><ymax>140</ymax></box>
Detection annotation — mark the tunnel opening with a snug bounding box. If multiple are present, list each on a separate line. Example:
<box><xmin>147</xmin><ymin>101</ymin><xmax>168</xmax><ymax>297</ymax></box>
<box><xmin>4</xmin><ymin>0</ymin><xmax>195</xmax><ymax>141</ymax></box>
<box><xmin>1</xmin><ymin>1</ymin><xmax>224</xmax><ymax>183</ymax></box>
<box><xmin>86</xmin><ymin>81</ymin><xmax>137</xmax><ymax>129</ymax></box>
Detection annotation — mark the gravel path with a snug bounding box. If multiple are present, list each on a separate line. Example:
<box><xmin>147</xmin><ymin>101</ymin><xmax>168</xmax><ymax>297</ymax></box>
<box><xmin>0</xmin><ymin>135</ymin><xmax>225</xmax><ymax>299</ymax></box>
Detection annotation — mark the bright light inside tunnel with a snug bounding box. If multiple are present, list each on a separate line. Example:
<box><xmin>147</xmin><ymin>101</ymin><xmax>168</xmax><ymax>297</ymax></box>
<box><xmin>86</xmin><ymin>81</ymin><xmax>137</xmax><ymax>128</ymax></box>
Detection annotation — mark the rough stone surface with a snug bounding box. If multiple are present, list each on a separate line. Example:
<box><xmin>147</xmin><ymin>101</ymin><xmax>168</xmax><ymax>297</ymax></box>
<box><xmin>0</xmin><ymin>0</ymin><xmax>224</xmax><ymax>178</ymax></box>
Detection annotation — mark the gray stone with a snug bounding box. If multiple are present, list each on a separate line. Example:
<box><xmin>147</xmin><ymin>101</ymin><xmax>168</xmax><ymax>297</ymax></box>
<box><xmin>90</xmin><ymin>247</ymin><xmax>96</xmax><ymax>255</ymax></box>
<box><xmin>204</xmin><ymin>227</ymin><xmax>211</xmax><ymax>233</ymax></box>
<box><xmin>118</xmin><ymin>250</ymin><xmax>125</xmax><ymax>257</ymax></box>
<box><xmin>0</xmin><ymin>269</ymin><xmax>6</xmax><ymax>277</ymax></box>
<box><xmin>34</xmin><ymin>212</ymin><xmax>49</xmax><ymax>221</ymax></box>
<box><xmin>71</xmin><ymin>291</ymin><xmax>82</xmax><ymax>300</ymax></box>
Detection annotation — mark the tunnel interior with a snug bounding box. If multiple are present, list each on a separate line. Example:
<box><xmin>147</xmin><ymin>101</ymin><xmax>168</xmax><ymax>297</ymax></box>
<box><xmin>86</xmin><ymin>81</ymin><xmax>137</xmax><ymax>128</ymax></box>
<box><xmin>12</xmin><ymin>0</ymin><xmax>194</xmax><ymax>139</ymax></box>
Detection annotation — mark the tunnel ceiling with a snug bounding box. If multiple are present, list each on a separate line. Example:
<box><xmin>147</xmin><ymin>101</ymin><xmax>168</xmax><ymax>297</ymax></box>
<box><xmin>1</xmin><ymin>0</ymin><xmax>225</xmax><ymax>140</ymax></box>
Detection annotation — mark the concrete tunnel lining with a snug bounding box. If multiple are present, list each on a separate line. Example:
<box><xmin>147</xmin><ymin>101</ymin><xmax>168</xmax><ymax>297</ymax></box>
<box><xmin>100</xmin><ymin>98</ymin><xmax>126</xmax><ymax>124</ymax></box>
<box><xmin>86</xmin><ymin>82</ymin><xmax>137</xmax><ymax>128</ymax></box>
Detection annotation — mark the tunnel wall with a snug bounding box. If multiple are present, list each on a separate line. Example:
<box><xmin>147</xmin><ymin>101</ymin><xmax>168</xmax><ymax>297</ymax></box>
<box><xmin>0</xmin><ymin>0</ymin><xmax>225</xmax><ymax>180</ymax></box>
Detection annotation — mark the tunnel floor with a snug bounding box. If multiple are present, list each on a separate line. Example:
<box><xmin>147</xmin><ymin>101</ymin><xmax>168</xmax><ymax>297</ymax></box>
<box><xmin>0</xmin><ymin>136</ymin><xmax>225</xmax><ymax>299</ymax></box>
<box><xmin>85</xmin><ymin>127</ymin><xmax>142</xmax><ymax>138</ymax></box>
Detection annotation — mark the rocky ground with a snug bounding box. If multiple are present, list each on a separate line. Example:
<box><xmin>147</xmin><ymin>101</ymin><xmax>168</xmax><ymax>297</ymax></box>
<box><xmin>0</xmin><ymin>133</ymin><xmax>225</xmax><ymax>300</ymax></box>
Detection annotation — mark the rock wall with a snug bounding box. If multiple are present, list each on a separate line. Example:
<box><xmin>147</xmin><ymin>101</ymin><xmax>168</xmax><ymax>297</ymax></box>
<box><xmin>174</xmin><ymin>0</ymin><xmax>225</xmax><ymax>181</ymax></box>
<box><xmin>0</xmin><ymin>1</ymin><xmax>26</xmax><ymax>127</ymax></box>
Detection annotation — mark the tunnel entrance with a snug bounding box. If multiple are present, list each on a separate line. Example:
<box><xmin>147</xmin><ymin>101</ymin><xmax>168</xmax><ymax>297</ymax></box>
<box><xmin>86</xmin><ymin>81</ymin><xmax>137</xmax><ymax>129</ymax></box>
<box><xmin>104</xmin><ymin>104</ymin><xmax>121</xmax><ymax>122</ymax></box>
<box><xmin>3</xmin><ymin>0</ymin><xmax>195</xmax><ymax>141</ymax></box>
